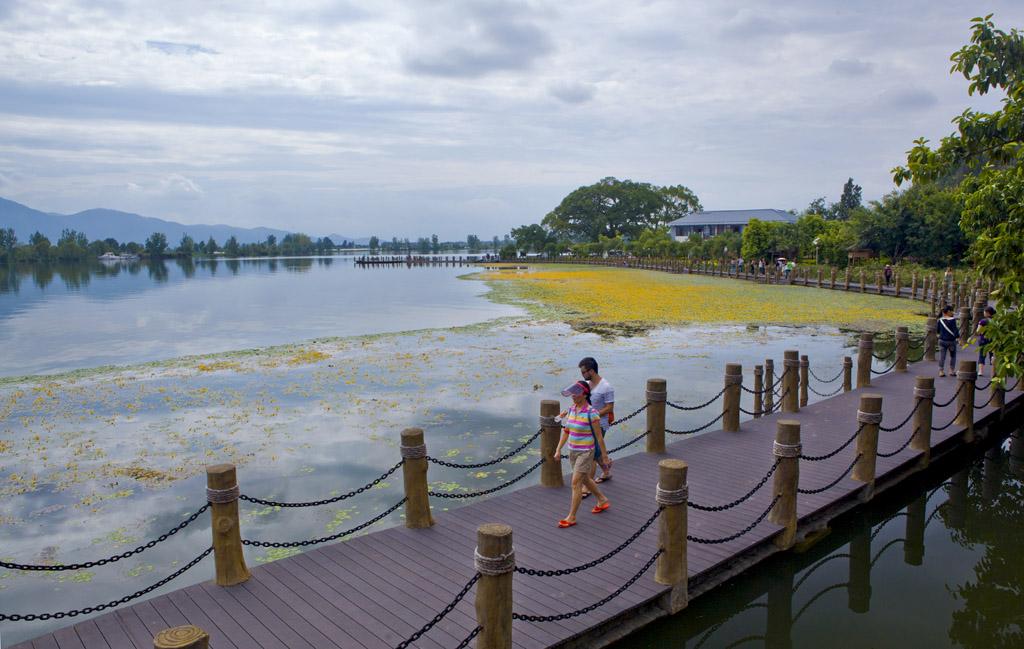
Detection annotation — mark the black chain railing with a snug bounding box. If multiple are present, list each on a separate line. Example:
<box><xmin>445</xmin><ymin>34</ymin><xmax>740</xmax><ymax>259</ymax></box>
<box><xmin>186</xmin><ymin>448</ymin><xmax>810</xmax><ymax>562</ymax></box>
<box><xmin>933</xmin><ymin>382</ymin><xmax>964</xmax><ymax>408</ymax></box>
<box><xmin>878</xmin><ymin>427</ymin><xmax>920</xmax><ymax>458</ymax></box>
<box><xmin>975</xmin><ymin>378</ymin><xmax>992</xmax><ymax>392</ymax></box>
<box><xmin>608</xmin><ymin>403</ymin><xmax>649</xmax><ymax>428</ymax></box>
<box><xmin>879</xmin><ymin>398</ymin><xmax>922</xmax><ymax>432</ymax></box>
<box><xmin>428</xmin><ymin>459</ymin><xmax>544</xmax><ymax>499</ymax></box>
<box><xmin>791</xmin><ymin>581</ymin><xmax>849</xmax><ymax>624</ymax></box>
<box><xmin>870</xmin><ymin>359</ymin><xmax>898</xmax><ymax>375</ymax></box>
<box><xmin>394</xmin><ymin>573</ymin><xmax>480</xmax><ymax>649</ymax></box>
<box><xmin>932</xmin><ymin>405</ymin><xmax>966</xmax><ymax>432</ymax></box>
<box><xmin>802</xmin><ymin>423</ymin><xmax>867</xmax><ymax>462</ymax></box>
<box><xmin>666</xmin><ymin>411</ymin><xmax>725</xmax><ymax>435</ymax></box>
<box><xmin>666</xmin><ymin>387</ymin><xmax>727</xmax><ymax>411</ymax></box>
<box><xmin>871</xmin><ymin>347</ymin><xmax>895</xmax><ymax>361</ymax></box>
<box><xmin>0</xmin><ymin>503</ymin><xmax>210</xmax><ymax>572</ymax></box>
<box><xmin>977</xmin><ymin>388</ymin><xmax>999</xmax><ymax>408</ymax></box>
<box><xmin>607</xmin><ymin>429</ymin><xmax>651</xmax><ymax>454</ymax></box>
<box><xmin>907</xmin><ymin>341</ymin><xmax>925</xmax><ymax>350</ymax></box>
<box><xmin>808</xmin><ymin>367</ymin><xmax>844</xmax><ymax>384</ymax></box>
<box><xmin>689</xmin><ymin>459</ymin><xmax>780</xmax><ymax>512</ymax></box>
<box><xmin>798</xmin><ymin>454</ymin><xmax>862</xmax><ymax>495</ymax></box>
<box><xmin>428</xmin><ymin>430</ymin><xmax>542</xmax><ymax>468</ymax></box>
<box><xmin>512</xmin><ymin>549</ymin><xmax>663</xmax><ymax>622</ymax></box>
<box><xmin>688</xmin><ymin>494</ymin><xmax>781</xmax><ymax>545</ymax></box>
<box><xmin>871</xmin><ymin>512</ymin><xmax>907</xmax><ymax>540</ymax></box>
<box><xmin>242</xmin><ymin>498</ymin><xmax>406</xmax><ymax>548</ymax></box>
<box><xmin>241</xmin><ymin>462</ymin><xmax>403</xmax><ymax>508</ymax></box>
<box><xmin>516</xmin><ymin>507</ymin><xmax>663</xmax><ymax>577</ymax></box>
<box><xmin>692</xmin><ymin>602</ymin><xmax>767</xmax><ymax>649</ymax></box>
<box><xmin>808</xmin><ymin>383</ymin><xmax>844</xmax><ymax>398</ymax></box>
<box><xmin>792</xmin><ymin>552</ymin><xmax>850</xmax><ymax>593</ymax></box>
<box><xmin>870</xmin><ymin>538</ymin><xmax>906</xmax><ymax>567</ymax></box>
<box><xmin>454</xmin><ymin>626</ymin><xmax>483</xmax><ymax>649</ymax></box>
<box><xmin>0</xmin><ymin>547</ymin><xmax>213</xmax><ymax>622</ymax></box>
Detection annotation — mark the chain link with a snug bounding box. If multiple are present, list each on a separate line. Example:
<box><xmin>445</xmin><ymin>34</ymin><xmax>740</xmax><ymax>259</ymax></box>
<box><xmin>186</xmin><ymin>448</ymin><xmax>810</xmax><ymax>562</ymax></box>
<box><xmin>608</xmin><ymin>403</ymin><xmax>649</xmax><ymax>428</ymax></box>
<box><xmin>394</xmin><ymin>573</ymin><xmax>480</xmax><ymax>649</ymax></box>
<box><xmin>689</xmin><ymin>459</ymin><xmax>780</xmax><ymax>512</ymax></box>
<box><xmin>932</xmin><ymin>405</ymin><xmax>965</xmax><ymax>431</ymax></box>
<box><xmin>666</xmin><ymin>387</ymin><xmax>727</xmax><ymax>411</ymax></box>
<box><xmin>240</xmin><ymin>462</ymin><xmax>403</xmax><ymax>508</ymax></box>
<box><xmin>870</xmin><ymin>359</ymin><xmax>898</xmax><ymax>375</ymax></box>
<box><xmin>512</xmin><ymin>549</ymin><xmax>663</xmax><ymax>622</ymax></box>
<box><xmin>791</xmin><ymin>581</ymin><xmax>849</xmax><ymax>624</ymax></box>
<box><xmin>0</xmin><ymin>547</ymin><xmax>213</xmax><ymax>622</ymax></box>
<box><xmin>243</xmin><ymin>498</ymin><xmax>406</xmax><ymax>548</ymax></box>
<box><xmin>429</xmin><ymin>459</ymin><xmax>544</xmax><ymax>499</ymax></box>
<box><xmin>454</xmin><ymin>626</ymin><xmax>483</xmax><ymax>649</ymax></box>
<box><xmin>688</xmin><ymin>494</ymin><xmax>781</xmax><ymax>545</ymax></box>
<box><xmin>1</xmin><ymin>504</ymin><xmax>210</xmax><ymax>573</ymax></box>
<box><xmin>808</xmin><ymin>383</ymin><xmax>844</xmax><ymax>397</ymax></box>
<box><xmin>879</xmin><ymin>398</ymin><xmax>922</xmax><ymax>432</ymax></box>
<box><xmin>516</xmin><ymin>507</ymin><xmax>663</xmax><ymax>577</ymax></box>
<box><xmin>798</xmin><ymin>454</ymin><xmax>862</xmax><ymax>494</ymax></box>
<box><xmin>872</xmin><ymin>348</ymin><xmax>895</xmax><ymax>361</ymax></box>
<box><xmin>808</xmin><ymin>367</ymin><xmax>844</xmax><ymax>384</ymax></box>
<box><xmin>933</xmin><ymin>382</ymin><xmax>964</xmax><ymax>408</ymax></box>
<box><xmin>792</xmin><ymin>552</ymin><xmax>850</xmax><ymax>593</ymax></box>
<box><xmin>802</xmin><ymin>423</ymin><xmax>867</xmax><ymax>462</ymax></box>
<box><xmin>428</xmin><ymin>430</ymin><xmax>542</xmax><ymax>468</ymax></box>
<box><xmin>607</xmin><ymin>429</ymin><xmax>651</xmax><ymax>454</ymax></box>
<box><xmin>666</xmin><ymin>411</ymin><xmax>725</xmax><ymax>435</ymax></box>
<box><xmin>870</xmin><ymin>538</ymin><xmax>906</xmax><ymax>567</ymax></box>
<box><xmin>878</xmin><ymin>427</ymin><xmax>919</xmax><ymax>458</ymax></box>
<box><xmin>974</xmin><ymin>378</ymin><xmax>992</xmax><ymax>392</ymax></box>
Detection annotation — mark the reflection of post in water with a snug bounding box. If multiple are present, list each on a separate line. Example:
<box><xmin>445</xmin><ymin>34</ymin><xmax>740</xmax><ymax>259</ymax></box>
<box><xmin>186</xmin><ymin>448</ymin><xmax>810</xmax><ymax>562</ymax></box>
<box><xmin>847</xmin><ymin>513</ymin><xmax>871</xmax><ymax>614</ymax></box>
<box><xmin>983</xmin><ymin>447</ymin><xmax>1003</xmax><ymax>503</ymax></box>
<box><xmin>904</xmin><ymin>493</ymin><xmax>926</xmax><ymax>566</ymax></box>
<box><xmin>947</xmin><ymin>468</ymin><xmax>969</xmax><ymax>530</ymax></box>
<box><xmin>1010</xmin><ymin>429</ymin><xmax>1024</xmax><ymax>476</ymax></box>
<box><xmin>765</xmin><ymin>558</ymin><xmax>794</xmax><ymax>649</ymax></box>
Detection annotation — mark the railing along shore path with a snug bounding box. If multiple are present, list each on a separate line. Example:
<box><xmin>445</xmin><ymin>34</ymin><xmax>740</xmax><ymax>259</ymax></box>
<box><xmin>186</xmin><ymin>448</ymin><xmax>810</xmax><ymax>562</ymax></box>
<box><xmin>10</xmin><ymin>336</ymin><xmax>1020</xmax><ymax>649</ymax></box>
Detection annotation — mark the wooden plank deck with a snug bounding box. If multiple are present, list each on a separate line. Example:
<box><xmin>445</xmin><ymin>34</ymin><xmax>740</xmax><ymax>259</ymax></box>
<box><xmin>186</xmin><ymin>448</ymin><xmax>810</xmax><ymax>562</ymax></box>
<box><xmin>11</xmin><ymin>348</ymin><xmax>1018</xmax><ymax>649</ymax></box>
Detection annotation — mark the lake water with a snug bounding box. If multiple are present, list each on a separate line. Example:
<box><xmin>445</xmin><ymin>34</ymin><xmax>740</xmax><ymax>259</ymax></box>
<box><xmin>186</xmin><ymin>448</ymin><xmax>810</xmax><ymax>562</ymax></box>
<box><xmin>0</xmin><ymin>257</ymin><xmax>1019</xmax><ymax>648</ymax></box>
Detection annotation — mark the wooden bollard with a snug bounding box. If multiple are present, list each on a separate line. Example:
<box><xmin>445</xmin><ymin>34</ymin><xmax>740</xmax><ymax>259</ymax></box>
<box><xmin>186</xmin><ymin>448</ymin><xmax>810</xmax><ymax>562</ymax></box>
<box><xmin>753</xmin><ymin>365</ymin><xmax>764</xmax><ymax>418</ymax></box>
<box><xmin>723</xmin><ymin>363</ymin><xmax>742</xmax><ymax>432</ymax></box>
<box><xmin>911</xmin><ymin>274</ymin><xmax>918</xmax><ymax>299</ymax></box>
<box><xmin>895</xmin><ymin>326</ymin><xmax>909</xmax><ymax>372</ymax></box>
<box><xmin>860</xmin><ymin>269</ymin><xmax>866</xmax><ymax>293</ymax></box>
<box><xmin>830</xmin><ymin>267</ymin><xmax>836</xmax><ymax>289</ymax></box>
<box><xmin>206</xmin><ymin>464</ymin><xmax>250</xmax><ymax>587</ymax></box>
<box><xmin>910</xmin><ymin>376</ymin><xmax>935</xmax><ymax>468</ymax></box>
<box><xmin>655</xmin><ymin>459</ymin><xmax>689</xmax><ymax>613</ymax></box>
<box><xmin>856</xmin><ymin>333</ymin><xmax>873</xmax><ymax>388</ymax></box>
<box><xmin>764</xmin><ymin>359</ymin><xmax>775</xmax><ymax>414</ymax></box>
<box><xmin>956</xmin><ymin>360</ymin><xmax>976</xmax><ymax>441</ymax></box>
<box><xmin>904</xmin><ymin>494</ymin><xmax>926</xmax><ymax>566</ymax></box>
<box><xmin>876</xmin><ymin>271</ymin><xmax>883</xmax><ymax>294</ymax></box>
<box><xmin>844</xmin><ymin>267</ymin><xmax>851</xmax><ymax>291</ymax></box>
<box><xmin>930</xmin><ymin>287</ymin><xmax>937</xmax><ymax>317</ymax></box>
<box><xmin>895</xmin><ymin>273</ymin><xmax>902</xmax><ymax>296</ymax></box>
<box><xmin>540</xmin><ymin>400</ymin><xmax>564</xmax><ymax>487</ymax></box>
<box><xmin>958</xmin><ymin>307</ymin><xmax>972</xmax><ymax>345</ymax></box>
<box><xmin>843</xmin><ymin>356</ymin><xmax>852</xmax><ymax>392</ymax></box>
<box><xmin>782</xmin><ymin>350</ymin><xmax>800</xmax><ymax>413</ymax></box>
<box><xmin>154</xmin><ymin>626</ymin><xmax>210</xmax><ymax>649</ymax></box>
<box><xmin>401</xmin><ymin>428</ymin><xmax>435</xmax><ymax>528</ymax></box>
<box><xmin>799</xmin><ymin>355</ymin><xmax>809</xmax><ymax>408</ymax></box>
<box><xmin>852</xmin><ymin>394</ymin><xmax>882</xmax><ymax>495</ymax></box>
<box><xmin>646</xmin><ymin>378</ymin><xmax>667</xmax><ymax>454</ymax></box>
<box><xmin>475</xmin><ymin>523</ymin><xmax>513</xmax><ymax>649</ymax></box>
<box><xmin>817</xmin><ymin>268</ymin><xmax>822</xmax><ymax>288</ymax></box>
<box><xmin>925</xmin><ymin>317</ymin><xmax>937</xmax><ymax>362</ymax></box>
<box><xmin>769</xmin><ymin>419</ymin><xmax>801</xmax><ymax>550</ymax></box>
<box><xmin>847</xmin><ymin>515</ymin><xmax>872</xmax><ymax>613</ymax></box>
<box><xmin>991</xmin><ymin>378</ymin><xmax>1005</xmax><ymax>415</ymax></box>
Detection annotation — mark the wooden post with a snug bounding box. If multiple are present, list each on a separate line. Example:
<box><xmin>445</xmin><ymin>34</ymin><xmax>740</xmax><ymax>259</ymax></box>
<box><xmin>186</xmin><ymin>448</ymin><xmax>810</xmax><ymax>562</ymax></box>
<box><xmin>206</xmin><ymin>464</ymin><xmax>250</xmax><ymax>587</ymax></box>
<box><xmin>401</xmin><ymin>428</ymin><xmax>435</xmax><ymax>528</ymax></box>
<box><xmin>857</xmin><ymin>333</ymin><xmax>873</xmax><ymax>388</ymax></box>
<box><xmin>930</xmin><ymin>287</ymin><xmax>937</xmax><ymax>317</ymax></box>
<box><xmin>895</xmin><ymin>272</ymin><xmax>902</xmax><ymax>296</ymax></box>
<box><xmin>646</xmin><ymin>378</ymin><xmax>667</xmax><ymax>454</ymax></box>
<box><xmin>540</xmin><ymin>400</ymin><xmax>564</xmax><ymax>488</ymax></box>
<box><xmin>991</xmin><ymin>379</ymin><xmax>1005</xmax><ymax>416</ymax></box>
<box><xmin>843</xmin><ymin>356</ymin><xmax>853</xmax><ymax>392</ymax></box>
<box><xmin>876</xmin><ymin>271</ymin><xmax>883</xmax><ymax>295</ymax></box>
<box><xmin>956</xmin><ymin>360</ymin><xmax>976</xmax><ymax>442</ymax></box>
<box><xmin>817</xmin><ymin>268</ymin><xmax>822</xmax><ymax>288</ymax></box>
<box><xmin>904</xmin><ymin>494</ymin><xmax>926</xmax><ymax>566</ymax></box>
<box><xmin>925</xmin><ymin>317</ymin><xmax>937</xmax><ymax>362</ymax></box>
<box><xmin>959</xmin><ymin>307</ymin><xmax>972</xmax><ymax>345</ymax></box>
<box><xmin>753</xmin><ymin>365</ymin><xmax>764</xmax><ymax>418</ymax></box>
<box><xmin>847</xmin><ymin>515</ymin><xmax>871</xmax><ymax>613</ymax></box>
<box><xmin>655</xmin><ymin>459</ymin><xmax>689</xmax><ymax>613</ymax></box>
<box><xmin>844</xmin><ymin>267</ymin><xmax>851</xmax><ymax>291</ymax></box>
<box><xmin>911</xmin><ymin>273</ymin><xmax>918</xmax><ymax>299</ymax></box>
<box><xmin>895</xmin><ymin>326</ymin><xmax>909</xmax><ymax>372</ymax></box>
<box><xmin>852</xmin><ymin>394</ymin><xmax>882</xmax><ymax>495</ymax></box>
<box><xmin>911</xmin><ymin>376</ymin><xmax>934</xmax><ymax>468</ymax></box>
<box><xmin>475</xmin><ymin>523</ymin><xmax>513</xmax><ymax>649</ymax></box>
<box><xmin>770</xmin><ymin>419</ymin><xmax>801</xmax><ymax>550</ymax></box>
<box><xmin>830</xmin><ymin>267</ymin><xmax>836</xmax><ymax>289</ymax></box>
<box><xmin>799</xmin><ymin>355</ymin><xmax>809</xmax><ymax>408</ymax></box>
<box><xmin>764</xmin><ymin>359</ymin><xmax>775</xmax><ymax>414</ymax></box>
<box><xmin>860</xmin><ymin>269</ymin><xmax>866</xmax><ymax>293</ymax></box>
<box><xmin>782</xmin><ymin>350</ymin><xmax>799</xmax><ymax>413</ymax></box>
<box><xmin>723</xmin><ymin>363</ymin><xmax>742</xmax><ymax>432</ymax></box>
<box><xmin>154</xmin><ymin>626</ymin><xmax>210</xmax><ymax>649</ymax></box>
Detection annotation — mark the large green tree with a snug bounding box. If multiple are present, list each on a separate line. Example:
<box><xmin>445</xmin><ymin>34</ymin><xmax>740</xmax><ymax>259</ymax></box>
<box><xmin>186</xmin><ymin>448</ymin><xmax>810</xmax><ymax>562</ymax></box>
<box><xmin>542</xmin><ymin>177</ymin><xmax>701</xmax><ymax>242</ymax></box>
<box><xmin>893</xmin><ymin>15</ymin><xmax>1024</xmax><ymax>380</ymax></box>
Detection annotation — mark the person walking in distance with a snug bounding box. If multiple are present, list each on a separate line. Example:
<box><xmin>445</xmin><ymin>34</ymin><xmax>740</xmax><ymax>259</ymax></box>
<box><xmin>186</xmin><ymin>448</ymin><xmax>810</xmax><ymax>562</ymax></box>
<box><xmin>579</xmin><ymin>357</ymin><xmax>614</xmax><ymax>485</ymax></box>
<box><xmin>937</xmin><ymin>305</ymin><xmax>960</xmax><ymax>377</ymax></box>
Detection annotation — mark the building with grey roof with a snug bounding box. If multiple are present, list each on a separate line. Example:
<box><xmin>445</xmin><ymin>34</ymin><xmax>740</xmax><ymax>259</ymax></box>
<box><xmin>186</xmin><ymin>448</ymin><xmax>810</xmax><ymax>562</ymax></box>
<box><xmin>666</xmin><ymin>209</ymin><xmax>798</xmax><ymax>241</ymax></box>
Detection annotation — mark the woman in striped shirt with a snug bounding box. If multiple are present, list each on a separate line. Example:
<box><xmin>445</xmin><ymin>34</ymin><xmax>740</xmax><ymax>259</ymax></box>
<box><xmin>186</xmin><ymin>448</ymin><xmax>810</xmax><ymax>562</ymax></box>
<box><xmin>553</xmin><ymin>380</ymin><xmax>612</xmax><ymax>528</ymax></box>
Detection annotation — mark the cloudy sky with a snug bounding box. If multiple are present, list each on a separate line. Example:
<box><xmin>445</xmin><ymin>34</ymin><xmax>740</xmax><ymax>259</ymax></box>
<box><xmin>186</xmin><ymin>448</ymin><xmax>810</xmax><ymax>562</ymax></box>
<box><xmin>1</xmin><ymin>1</ymin><xmax>1021</xmax><ymax>241</ymax></box>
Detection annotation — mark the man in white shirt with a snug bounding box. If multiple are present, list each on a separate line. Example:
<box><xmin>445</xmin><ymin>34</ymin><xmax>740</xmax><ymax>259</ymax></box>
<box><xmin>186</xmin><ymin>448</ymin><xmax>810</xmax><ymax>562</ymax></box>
<box><xmin>579</xmin><ymin>357</ymin><xmax>614</xmax><ymax>483</ymax></box>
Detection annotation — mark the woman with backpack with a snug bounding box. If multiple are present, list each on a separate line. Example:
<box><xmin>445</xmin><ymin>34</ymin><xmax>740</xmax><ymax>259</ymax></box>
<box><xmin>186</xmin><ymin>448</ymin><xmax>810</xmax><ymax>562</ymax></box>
<box><xmin>937</xmin><ymin>305</ymin><xmax>960</xmax><ymax>377</ymax></box>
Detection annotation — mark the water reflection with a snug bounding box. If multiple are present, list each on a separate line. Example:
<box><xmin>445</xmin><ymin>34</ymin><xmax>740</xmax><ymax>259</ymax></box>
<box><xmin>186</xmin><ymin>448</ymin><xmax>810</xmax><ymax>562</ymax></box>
<box><xmin>613</xmin><ymin>429</ymin><xmax>1024</xmax><ymax>649</ymax></box>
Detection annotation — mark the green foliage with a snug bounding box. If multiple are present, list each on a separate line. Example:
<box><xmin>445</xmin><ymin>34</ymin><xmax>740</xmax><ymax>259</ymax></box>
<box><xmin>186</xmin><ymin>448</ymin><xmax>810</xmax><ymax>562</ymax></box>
<box><xmin>893</xmin><ymin>14</ymin><xmax>1024</xmax><ymax>381</ymax></box>
<box><xmin>144</xmin><ymin>232</ymin><xmax>168</xmax><ymax>257</ymax></box>
<box><xmin>510</xmin><ymin>223</ymin><xmax>553</xmax><ymax>253</ymax></box>
<box><xmin>178</xmin><ymin>233</ymin><xmax>195</xmax><ymax>257</ymax></box>
<box><xmin>369</xmin><ymin>235</ymin><xmax>379</xmax><ymax>251</ymax></box>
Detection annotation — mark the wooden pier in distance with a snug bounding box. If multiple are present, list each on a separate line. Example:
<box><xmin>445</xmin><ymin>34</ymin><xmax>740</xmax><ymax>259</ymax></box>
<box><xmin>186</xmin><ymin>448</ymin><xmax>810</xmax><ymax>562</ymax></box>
<box><xmin>10</xmin><ymin>338</ymin><xmax>1021</xmax><ymax>648</ymax></box>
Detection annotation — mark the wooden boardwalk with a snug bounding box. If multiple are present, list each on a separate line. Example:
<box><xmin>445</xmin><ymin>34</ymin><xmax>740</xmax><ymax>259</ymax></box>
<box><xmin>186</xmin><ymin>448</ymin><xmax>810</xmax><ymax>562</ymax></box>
<box><xmin>11</xmin><ymin>349</ymin><xmax>1019</xmax><ymax>648</ymax></box>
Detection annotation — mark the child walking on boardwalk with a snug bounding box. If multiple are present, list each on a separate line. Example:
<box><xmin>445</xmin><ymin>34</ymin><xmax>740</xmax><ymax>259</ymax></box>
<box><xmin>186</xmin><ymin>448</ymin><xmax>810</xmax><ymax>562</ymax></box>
<box><xmin>553</xmin><ymin>380</ymin><xmax>611</xmax><ymax>528</ymax></box>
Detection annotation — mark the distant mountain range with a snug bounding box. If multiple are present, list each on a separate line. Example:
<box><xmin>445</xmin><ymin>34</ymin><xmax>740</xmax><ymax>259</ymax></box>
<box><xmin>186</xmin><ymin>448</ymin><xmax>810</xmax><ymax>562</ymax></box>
<box><xmin>0</xmin><ymin>196</ymin><xmax>367</xmax><ymax>246</ymax></box>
